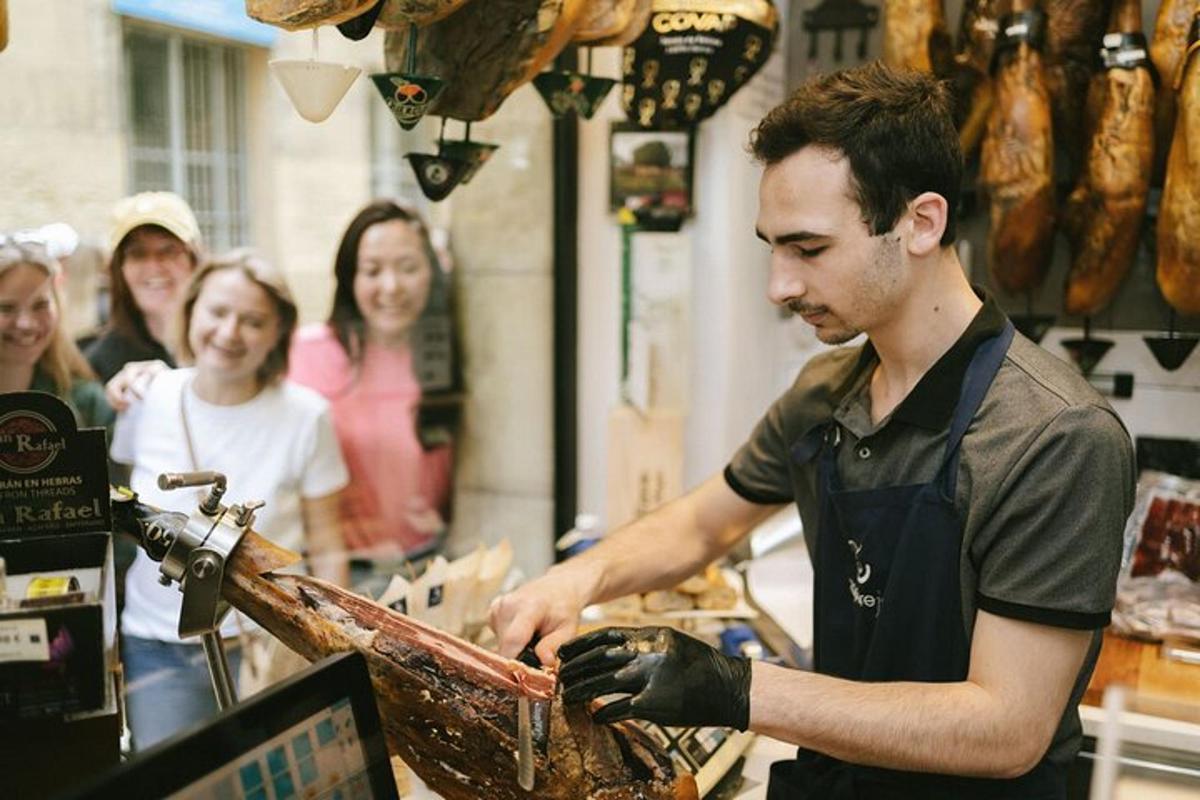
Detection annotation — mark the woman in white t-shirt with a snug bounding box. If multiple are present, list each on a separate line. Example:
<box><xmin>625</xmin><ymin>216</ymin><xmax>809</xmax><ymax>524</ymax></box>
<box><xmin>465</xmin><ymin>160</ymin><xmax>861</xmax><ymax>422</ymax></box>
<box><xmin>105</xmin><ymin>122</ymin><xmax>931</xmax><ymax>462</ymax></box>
<box><xmin>109</xmin><ymin>250</ymin><xmax>349</xmax><ymax>750</ymax></box>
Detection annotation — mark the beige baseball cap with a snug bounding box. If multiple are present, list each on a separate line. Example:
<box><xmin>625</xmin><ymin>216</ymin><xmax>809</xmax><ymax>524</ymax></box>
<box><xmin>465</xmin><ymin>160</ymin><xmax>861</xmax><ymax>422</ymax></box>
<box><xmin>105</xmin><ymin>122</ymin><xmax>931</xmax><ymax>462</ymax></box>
<box><xmin>108</xmin><ymin>191</ymin><xmax>202</xmax><ymax>253</ymax></box>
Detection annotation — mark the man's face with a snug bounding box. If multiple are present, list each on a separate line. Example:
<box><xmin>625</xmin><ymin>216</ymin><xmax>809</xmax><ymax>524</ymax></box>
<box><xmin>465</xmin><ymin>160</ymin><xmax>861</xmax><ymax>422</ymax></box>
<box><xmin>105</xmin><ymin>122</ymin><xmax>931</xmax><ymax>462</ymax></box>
<box><xmin>755</xmin><ymin>147</ymin><xmax>905</xmax><ymax>345</ymax></box>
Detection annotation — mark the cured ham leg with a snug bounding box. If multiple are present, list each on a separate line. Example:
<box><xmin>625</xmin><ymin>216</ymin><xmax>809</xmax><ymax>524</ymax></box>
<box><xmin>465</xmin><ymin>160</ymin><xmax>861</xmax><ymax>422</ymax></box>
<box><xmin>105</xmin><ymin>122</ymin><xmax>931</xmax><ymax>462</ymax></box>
<box><xmin>1150</xmin><ymin>0</ymin><xmax>1199</xmax><ymax>182</ymax></box>
<box><xmin>980</xmin><ymin>0</ymin><xmax>1057</xmax><ymax>294</ymax></box>
<box><xmin>384</xmin><ymin>0</ymin><xmax>589</xmax><ymax>121</ymax></box>
<box><xmin>952</xmin><ymin>0</ymin><xmax>1001</xmax><ymax>160</ymax></box>
<box><xmin>1043</xmin><ymin>0</ymin><xmax>1111</xmax><ymax>178</ymax></box>
<box><xmin>1157</xmin><ymin>12</ymin><xmax>1200</xmax><ymax>315</ymax></box>
<box><xmin>883</xmin><ymin>0</ymin><xmax>953</xmax><ymax>74</ymax></box>
<box><xmin>108</xmin><ymin>490</ymin><xmax>698</xmax><ymax>800</ymax></box>
<box><xmin>223</xmin><ymin>530</ymin><xmax>700</xmax><ymax>800</ymax></box>
<box><xmin>1062</xmin><ymin>0</ymin><xmax>1155</xmax><ymax>316</ymax></box>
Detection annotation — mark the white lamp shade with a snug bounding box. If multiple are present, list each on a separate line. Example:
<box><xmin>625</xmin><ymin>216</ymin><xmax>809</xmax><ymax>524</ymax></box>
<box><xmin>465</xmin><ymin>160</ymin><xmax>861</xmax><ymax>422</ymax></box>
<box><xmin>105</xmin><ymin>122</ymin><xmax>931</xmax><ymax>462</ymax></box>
<box><xmin>270</xmin><ymin>59</ymin><xmax>362</xmax><ymax>123</ymax></box>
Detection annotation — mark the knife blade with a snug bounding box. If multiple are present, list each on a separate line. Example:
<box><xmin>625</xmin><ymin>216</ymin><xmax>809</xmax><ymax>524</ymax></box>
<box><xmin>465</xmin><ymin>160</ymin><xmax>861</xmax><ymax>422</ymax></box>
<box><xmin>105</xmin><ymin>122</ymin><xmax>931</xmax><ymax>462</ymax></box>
<box><xmin>517</xmin><ymin>692</ymin><xmax>535</xmax><ymax>790</ymax></box>
<box><xmin>516</xmin><ymin>641</ymin><xmax>541</xmax><ymax>791</ymax></box>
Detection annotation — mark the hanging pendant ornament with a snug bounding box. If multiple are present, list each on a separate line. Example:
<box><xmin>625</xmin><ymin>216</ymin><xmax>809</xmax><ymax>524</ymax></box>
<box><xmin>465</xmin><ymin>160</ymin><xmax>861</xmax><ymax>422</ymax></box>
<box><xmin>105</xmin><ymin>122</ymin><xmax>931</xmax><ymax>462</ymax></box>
<box><xmin>270</xmin><ymin>28</ymin><xmax>361</xmax><ymax>123</ymax></box>
<box><xmin>1143</xmin><ymin>309</ymin><xmax>1200</xmax><ymax>372</ymax></box>
<box><xmin>436</xmin><ymin>121</ymin><xmax>499</xmax><ymax>184</ymax></box>
<box><xmin>1060</xmin><ymin>317</ymin><xmax>1114</xmax><ymax>377</ymax></box>
<box><xmin>336</xmin><ymin>0</ymin><xmax>385</xmax><ymax>40</ymax></box>
<box><xmin>534</xmin><ymin>48</ymin><xmax>617</xmax><ymax>119</ymax></box>
<box><xmin>435</xmin><ymin>141</ymin><xmax>498</xmax><ymax>185</ymax></box>
<box><xmin>405</xmin><ymin>119</ymin><xmax>499</xmax><ymax>201</ymax></box>
<box><xmin>406</xmin><ymin>152</ymin><xmax>469</xmax><ymax>201</ymax></box>
<box><xmin>371</xmin><ymin>24</ymin><xmax>444</xmax><ymax>130</ymax></box>
<box><xmin>621</xmin><ymin>0</ymin><xmax>778</xmax><ymax>129</ymax></box>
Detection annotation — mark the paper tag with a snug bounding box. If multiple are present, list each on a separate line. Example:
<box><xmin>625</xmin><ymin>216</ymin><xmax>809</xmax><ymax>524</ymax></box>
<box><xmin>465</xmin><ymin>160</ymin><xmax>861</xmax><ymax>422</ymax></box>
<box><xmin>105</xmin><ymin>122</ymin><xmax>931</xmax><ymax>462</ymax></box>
<box><xmin>0</xmin><ymin>618</ymin><xmax>50</xmax><ymax>662</ymax></box>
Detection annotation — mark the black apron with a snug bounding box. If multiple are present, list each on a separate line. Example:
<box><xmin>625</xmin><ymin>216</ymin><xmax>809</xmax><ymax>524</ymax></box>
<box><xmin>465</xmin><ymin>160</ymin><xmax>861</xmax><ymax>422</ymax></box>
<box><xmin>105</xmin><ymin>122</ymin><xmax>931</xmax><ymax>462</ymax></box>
<box><xmin>768</xmin><ymin>322</ymin><xmax>1064</xmax><ymax>800</ymax></box>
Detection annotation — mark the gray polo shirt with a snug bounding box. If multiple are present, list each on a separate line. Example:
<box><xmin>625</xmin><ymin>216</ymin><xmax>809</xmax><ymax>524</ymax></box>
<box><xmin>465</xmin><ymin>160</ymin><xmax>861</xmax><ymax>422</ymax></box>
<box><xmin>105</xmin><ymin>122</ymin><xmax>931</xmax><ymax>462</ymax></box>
<box><xmin>725</xmin><ymin>293</ymin><xmax>1135</xmax><ymax>767</ymax></box>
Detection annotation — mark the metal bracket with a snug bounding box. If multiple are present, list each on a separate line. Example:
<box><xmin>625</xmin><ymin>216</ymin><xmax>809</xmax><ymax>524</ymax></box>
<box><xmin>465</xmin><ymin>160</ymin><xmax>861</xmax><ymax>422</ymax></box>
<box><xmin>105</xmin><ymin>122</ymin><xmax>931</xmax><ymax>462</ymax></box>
<box><xmin>113</xmin><ymin>473</ymin><xmax>267</xmax><ymax>710</ymax></box>
<box><xmin>153</xmin><ymin>472</ymin><xmax>251</xmax><ymax>639</ymax></box>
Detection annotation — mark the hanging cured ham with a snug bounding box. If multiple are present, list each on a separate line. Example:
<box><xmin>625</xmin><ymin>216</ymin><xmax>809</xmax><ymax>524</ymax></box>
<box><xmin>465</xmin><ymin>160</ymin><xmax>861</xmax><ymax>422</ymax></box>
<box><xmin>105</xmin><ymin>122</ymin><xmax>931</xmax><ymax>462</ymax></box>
<box><xmin>573</xmin><ymin>0</ymin><xmax>640</xmax><ymax>43</ymax></box>
<box><xmin>980</xmin><ymin>0</ymin><xmax>1057</xmax><ymax>294</ymax></box>
<box><xmin>376</xmin><ymin>0</ymin><xmax>474</xmax><ymax>27</ymax></box>
<box><xmin>883</xmin><ymin>0</ymin><xmax>953</xmax><ymax>75</ymax></box>
<box><xmin>246</xmin><ymin>0</ymin><xmax>377</xmax><ymax>28</ymax></box>
<box><xmin>1150</xmin><ymin>0</ymin><xmax>1199</xmax><ymax>182</ymax></box>
<box><xmin>1043</xmin><ymin>0</ymin><xmax>1111</xmax><ymax>179</ymax></box>
<box><xmin>1061</xmin><ymin>0</ymin><xmax>1155</xmax><ymax>317</ymax></box>
<box><xmin>1156</xmin><ymin>11</ymin><xmax>1200</xmax><ymax>315</ymax></box>
<box><xmin>384</xmin><ymin>0</ymin><xmax>589</xmax><ymax>121</ymax></box>
<box><xmin>952</xmin><ymin>0</ymin><xmax>1001</xmax><ymax>160</ymax></box>
<box><xmin>589</xmin><ymin>0</ymin><xmax>652</xmax><ymax>46</ymax></box>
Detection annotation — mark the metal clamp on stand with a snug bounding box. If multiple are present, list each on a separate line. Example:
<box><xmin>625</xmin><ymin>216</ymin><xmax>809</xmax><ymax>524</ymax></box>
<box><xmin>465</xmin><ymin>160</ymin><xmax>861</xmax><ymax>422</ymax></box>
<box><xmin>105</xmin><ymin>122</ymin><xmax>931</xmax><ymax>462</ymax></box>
<box><xmin>150</xmin><ymin>471</ymin><xmax>265</xmax><ymax>711</ymax></box>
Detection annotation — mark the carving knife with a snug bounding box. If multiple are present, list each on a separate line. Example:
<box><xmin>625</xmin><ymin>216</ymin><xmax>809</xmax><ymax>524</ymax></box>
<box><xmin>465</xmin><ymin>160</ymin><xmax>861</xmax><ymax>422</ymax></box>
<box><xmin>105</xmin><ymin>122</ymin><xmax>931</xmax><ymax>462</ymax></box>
<box><xmin>516</xmin><ymin>641</ymin><xmax>544</xmax><ymax>791</ymax></box>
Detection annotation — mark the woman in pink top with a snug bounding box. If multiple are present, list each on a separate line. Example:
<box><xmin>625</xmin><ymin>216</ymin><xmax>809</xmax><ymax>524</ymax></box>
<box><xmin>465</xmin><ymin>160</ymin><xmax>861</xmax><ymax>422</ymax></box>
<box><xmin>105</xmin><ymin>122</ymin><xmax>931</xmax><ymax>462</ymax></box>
<box><xmin>290</xmin><ymin>200</ymin><xmax>454</xmax><ymax>556</ymax></box>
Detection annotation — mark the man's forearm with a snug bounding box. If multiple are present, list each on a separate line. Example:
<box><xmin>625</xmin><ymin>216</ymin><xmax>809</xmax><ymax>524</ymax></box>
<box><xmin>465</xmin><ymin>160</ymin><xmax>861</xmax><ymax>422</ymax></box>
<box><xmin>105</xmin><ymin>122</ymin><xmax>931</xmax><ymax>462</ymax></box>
<box><xmin>490</xmin><ymin>477</ymin><xmax>776</xmax><ymax>661</ymax></box>
<box><xmin>745</xmin><ymin>608</ymin><xmax>1103</xmax><ymax>785</ymax></box>
<box><xmin>556</xmin><ymin>476</ymin><xmax>774</xmax><ymax>607</ymax></box>
<box><xmin>749</xmin><ymin>662</ymin><xmax>1047</xmax><ymax>778</ymax></box>
<box><xmin>552</xmin><ymin>497</ymin><xmax>719</xmax><ymax>607</ymax></box>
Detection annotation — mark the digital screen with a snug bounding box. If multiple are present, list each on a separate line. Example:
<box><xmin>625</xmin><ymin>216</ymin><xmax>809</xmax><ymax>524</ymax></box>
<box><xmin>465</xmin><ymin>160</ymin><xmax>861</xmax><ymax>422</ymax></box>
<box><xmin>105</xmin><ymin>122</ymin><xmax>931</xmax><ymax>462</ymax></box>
<box><xmin>65</xmin><ymin>653</ymin><xmax>396</xmax><ymax>800</ymax></box>
<box><xmin>169</xmin><ymin>698</ymin><xmax>376</xmax><ymax>800</ymax></box>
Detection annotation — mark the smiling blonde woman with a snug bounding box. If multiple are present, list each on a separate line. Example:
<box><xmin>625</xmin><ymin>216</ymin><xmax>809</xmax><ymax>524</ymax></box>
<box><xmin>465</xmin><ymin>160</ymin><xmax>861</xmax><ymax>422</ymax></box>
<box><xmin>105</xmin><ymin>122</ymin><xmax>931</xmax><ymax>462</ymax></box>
<box><xmin>110</xmin><ymin>250</ymin><xmax>349</xmax><ymax>750</ymax></box>
<box><xmin>0</xmin><ymin>238</ymin><xmax>113</xmax><ymax>429</ymax></box>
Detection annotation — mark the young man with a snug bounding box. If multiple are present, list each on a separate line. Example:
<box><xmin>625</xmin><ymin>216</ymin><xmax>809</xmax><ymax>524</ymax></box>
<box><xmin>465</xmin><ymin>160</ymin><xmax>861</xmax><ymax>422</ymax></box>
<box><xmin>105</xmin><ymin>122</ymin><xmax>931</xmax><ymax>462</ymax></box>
<box><xmin>490</xmin><ymin>62</ymin><xmax>1135</xmax><ymax>798</ymax></box>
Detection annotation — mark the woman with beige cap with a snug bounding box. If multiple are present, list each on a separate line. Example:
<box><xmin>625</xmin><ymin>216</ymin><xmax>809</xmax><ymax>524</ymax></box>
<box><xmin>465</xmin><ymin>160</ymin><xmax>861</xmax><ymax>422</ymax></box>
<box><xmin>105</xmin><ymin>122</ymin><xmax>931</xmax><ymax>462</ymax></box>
<box><xmin>0</xmin><ymin>238</ymin><xmax>113</xmax><ymax>428</ymax></box>
<box><xmin>85</xmin><ymin>191</ymin><xmax>201</xmax><ymax>383</ymax></box>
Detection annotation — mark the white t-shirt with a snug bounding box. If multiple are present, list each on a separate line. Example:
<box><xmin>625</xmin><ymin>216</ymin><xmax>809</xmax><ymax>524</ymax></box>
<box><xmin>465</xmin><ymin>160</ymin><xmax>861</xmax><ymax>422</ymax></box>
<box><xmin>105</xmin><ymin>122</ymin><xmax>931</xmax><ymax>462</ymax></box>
<box><xmin>112</xmin><ymin>368</ymin><xmax>349</xmax><ymax>642</ymax></box>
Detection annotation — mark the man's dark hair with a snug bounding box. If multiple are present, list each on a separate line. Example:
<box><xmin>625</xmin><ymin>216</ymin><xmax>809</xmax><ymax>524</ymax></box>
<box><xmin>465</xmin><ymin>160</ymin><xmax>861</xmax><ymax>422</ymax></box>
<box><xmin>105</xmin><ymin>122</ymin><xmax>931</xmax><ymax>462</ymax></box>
<box><xmin>749</xmin><ymin>61</ymin><xmax>962</xmax><ymax>245</ymax></box>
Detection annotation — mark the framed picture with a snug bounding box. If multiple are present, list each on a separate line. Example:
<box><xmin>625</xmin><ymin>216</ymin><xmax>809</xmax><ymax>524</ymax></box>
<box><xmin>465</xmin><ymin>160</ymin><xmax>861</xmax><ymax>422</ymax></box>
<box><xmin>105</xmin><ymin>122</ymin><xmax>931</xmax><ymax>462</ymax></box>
<box><xmin>609</xmin><ymin>123</ymin><xmax>695</xmax><ymax>222</ymax></box>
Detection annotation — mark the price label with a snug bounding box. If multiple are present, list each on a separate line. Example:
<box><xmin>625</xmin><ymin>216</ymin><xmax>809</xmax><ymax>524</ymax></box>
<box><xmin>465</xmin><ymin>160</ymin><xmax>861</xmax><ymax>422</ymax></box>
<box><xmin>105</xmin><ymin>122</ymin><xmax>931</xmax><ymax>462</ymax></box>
<box><xmin>0</xmin><ymin>618</ymin><xmax>50</xmax><ymax>662</ymax></box>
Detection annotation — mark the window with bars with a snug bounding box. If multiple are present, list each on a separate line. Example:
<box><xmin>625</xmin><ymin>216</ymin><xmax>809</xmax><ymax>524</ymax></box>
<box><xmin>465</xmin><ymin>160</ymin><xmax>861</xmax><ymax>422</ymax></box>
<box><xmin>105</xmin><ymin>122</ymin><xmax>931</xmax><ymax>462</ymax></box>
<box><xmin>124</xmin><ymin>26</ymin><xmax>249</xmax><ymax>252</ymax></box>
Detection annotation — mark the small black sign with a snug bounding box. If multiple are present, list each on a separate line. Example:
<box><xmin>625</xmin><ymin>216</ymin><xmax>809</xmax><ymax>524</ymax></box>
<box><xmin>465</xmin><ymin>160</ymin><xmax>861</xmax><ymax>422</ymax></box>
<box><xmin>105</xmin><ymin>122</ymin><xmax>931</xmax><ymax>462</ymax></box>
<box><xmin>0</xmin><ymin>392</ymin><xmax>110</xmax><ymax>537</ymax></box>
<box><xmin>621</xmin><ymin>0</ymin><xmax>779</xmax><ymax>129</ymax></box>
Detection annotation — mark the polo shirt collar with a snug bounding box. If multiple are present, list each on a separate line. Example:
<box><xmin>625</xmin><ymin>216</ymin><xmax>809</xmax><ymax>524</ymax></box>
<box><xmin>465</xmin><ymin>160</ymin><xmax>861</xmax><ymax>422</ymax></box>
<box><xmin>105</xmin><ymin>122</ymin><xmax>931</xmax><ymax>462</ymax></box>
<box><xmin>840</xmin><ymin>288</ymin><xmax>1009</xmax><ymax>433</ymax></box>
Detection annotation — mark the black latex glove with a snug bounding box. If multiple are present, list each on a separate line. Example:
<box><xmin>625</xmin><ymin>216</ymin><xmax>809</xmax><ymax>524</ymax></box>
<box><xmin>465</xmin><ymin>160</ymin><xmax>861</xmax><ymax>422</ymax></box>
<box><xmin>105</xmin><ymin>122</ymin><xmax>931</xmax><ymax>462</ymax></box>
<box><xmin>557</xmin><ymin>626</ymin><xmax>752</xmax><ymax>730</ymax></box>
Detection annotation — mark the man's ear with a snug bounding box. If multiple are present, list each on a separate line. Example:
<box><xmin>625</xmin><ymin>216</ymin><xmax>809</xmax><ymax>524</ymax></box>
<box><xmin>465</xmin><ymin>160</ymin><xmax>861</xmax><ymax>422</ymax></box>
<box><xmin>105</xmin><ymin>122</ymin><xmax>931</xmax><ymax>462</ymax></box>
<box><xmin>905</xmin><ymin>192</ymin><xmax>949</xmax><ymax>257</ymax></box>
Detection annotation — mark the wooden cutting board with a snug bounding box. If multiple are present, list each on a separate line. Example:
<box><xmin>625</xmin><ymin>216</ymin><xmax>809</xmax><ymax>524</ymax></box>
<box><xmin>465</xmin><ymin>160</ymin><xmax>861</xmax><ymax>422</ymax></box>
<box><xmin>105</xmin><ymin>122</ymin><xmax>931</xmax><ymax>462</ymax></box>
<box><xmin>1084</xmin><ymin>631</ymin><xmax>1200</xmax><ymax>714</ymax></box>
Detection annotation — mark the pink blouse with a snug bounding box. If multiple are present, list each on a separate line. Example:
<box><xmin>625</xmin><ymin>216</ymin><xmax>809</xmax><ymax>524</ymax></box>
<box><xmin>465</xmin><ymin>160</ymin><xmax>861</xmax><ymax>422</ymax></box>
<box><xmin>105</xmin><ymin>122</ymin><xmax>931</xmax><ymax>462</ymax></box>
<box><xmin>288</xmin><ymin>324</ymin><xmax>453</xmax><ymax>554</ymax></box>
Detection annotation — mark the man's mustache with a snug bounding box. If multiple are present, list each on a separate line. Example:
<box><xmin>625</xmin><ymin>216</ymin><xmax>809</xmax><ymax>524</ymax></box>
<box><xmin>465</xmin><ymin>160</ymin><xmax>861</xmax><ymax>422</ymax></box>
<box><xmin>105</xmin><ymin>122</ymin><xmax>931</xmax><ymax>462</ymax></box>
<box><xmin>786</xmin><ymin>300</ymin><xmax>827</xmax><ymax>316</ymax></box>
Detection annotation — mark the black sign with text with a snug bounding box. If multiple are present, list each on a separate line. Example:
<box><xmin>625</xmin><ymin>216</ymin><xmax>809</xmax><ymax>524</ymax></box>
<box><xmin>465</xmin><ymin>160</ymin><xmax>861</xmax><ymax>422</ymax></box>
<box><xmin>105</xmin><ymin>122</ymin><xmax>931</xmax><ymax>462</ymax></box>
<box><xmin>0</xmin><ymin>392</ymin><xmax>110</xmax><ymax>537</ymax></box>
<box><xmin>621</xmin><ymin>0</ymin><xmax>778</xmax><ymax>129</ymax></box>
